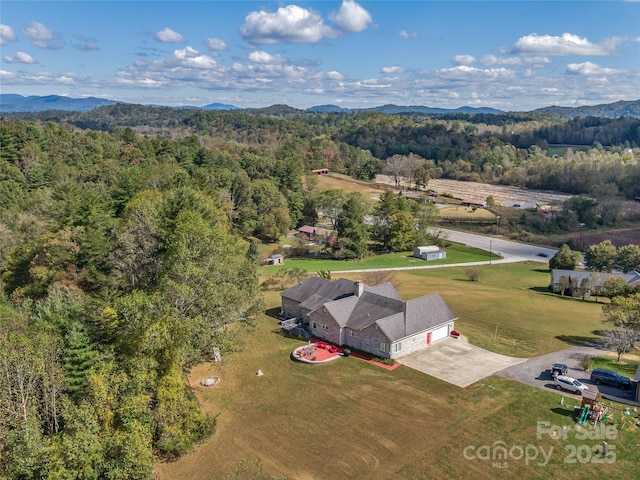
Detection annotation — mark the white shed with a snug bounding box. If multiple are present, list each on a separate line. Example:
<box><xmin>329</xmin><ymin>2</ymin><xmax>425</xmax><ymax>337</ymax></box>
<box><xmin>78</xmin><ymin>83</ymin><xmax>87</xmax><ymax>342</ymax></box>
<box><xmin>414</xmin><ymin>246</ymin><xmax>446</xmax><ymax>261</ymax></box>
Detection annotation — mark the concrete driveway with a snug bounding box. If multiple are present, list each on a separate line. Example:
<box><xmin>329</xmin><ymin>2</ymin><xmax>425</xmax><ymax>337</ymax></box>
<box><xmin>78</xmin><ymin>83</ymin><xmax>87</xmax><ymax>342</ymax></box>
<box><xmin>398</xmin><ymin>336</ymin><xmax>526</xmax><ymax>388</ymax></box>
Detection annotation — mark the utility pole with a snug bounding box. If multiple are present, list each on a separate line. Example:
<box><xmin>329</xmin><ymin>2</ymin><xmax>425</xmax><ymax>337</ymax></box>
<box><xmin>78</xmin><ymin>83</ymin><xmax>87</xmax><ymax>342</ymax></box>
<box><xmin>489</xmin><ymin>239</ymin><xmax>493</xmax><ymax>265</ymax></box>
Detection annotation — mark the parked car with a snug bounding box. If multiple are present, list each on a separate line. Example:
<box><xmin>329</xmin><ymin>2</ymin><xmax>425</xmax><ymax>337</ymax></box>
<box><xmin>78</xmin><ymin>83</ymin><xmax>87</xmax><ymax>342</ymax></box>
<box><xmin>555</xmin><ymin>375</ymin><xmax>589</xmax><ymax>394</ymax></box>
<box><xmin>551</xmin><ymin>363</ymin><xmax>568</xmax><ymax>376</ymax></box>
<box><xmin>589</xmin><ymin>368</ymin><xmax>632</xmax><ymax>389</ymax></box>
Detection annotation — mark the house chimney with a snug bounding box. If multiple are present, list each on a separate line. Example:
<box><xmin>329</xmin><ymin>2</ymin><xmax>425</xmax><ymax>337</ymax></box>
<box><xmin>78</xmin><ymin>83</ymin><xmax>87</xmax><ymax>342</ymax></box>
<box><xmin>403</xmin><ymin>302</ymin><xmax>407</xmax><ymax>337</ymax></box>
<box><xmin>354</xmin><ymin>281</ymin><xmax>365</xmax><ymax>297</ymax></box>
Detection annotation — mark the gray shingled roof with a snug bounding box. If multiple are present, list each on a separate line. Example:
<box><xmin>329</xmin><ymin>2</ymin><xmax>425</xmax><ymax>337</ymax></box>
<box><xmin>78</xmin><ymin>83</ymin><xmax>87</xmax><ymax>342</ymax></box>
<box><xmin>285</xmin><ymin>277</ymin><xmax>458</xmax><ymax>344</ymax></box>
<box><xmin>281</xmin><ymin>277</ymin><xmax>356</xmax><ymax>304</ymax></box>
<box><xmin>404</xmin><ymin>293</ymin><xmax>458</xmax><ymax>334</ymax></box>
<box><xmin>323</xmin><ymin>295</ymin><xmax>359</xmax><ymax>327</ymax></box>
<box><xmin>346</xmin><ymin>292</ymin><xmax>404</xmax><ymax>330</ymax></box>
<box><xmin>364</xmin><ymin>282</ymin><xmax>402</xmax><ymax>300</ymax></box>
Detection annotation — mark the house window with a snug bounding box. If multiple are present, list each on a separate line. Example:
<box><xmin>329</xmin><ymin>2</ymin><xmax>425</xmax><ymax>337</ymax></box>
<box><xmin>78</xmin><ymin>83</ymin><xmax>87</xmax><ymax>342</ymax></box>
<box><xmin>312</xmin><ymin>322</ymin><xmax>317</xmax><ymax>329</ymax></box>
<box><xmin>380</xmin><ymin>342</ymin><xmax>390</xmax><ymax>353</ymax></box>
<box><xmin>394</xmin><ymin>343</ymin><xmax>402</xmax><ymax>353</ymax></box>
<box><xmin>348</xmin><ymin>330</ymin><xmax>354</xmax><ymax>336</ymax></box>
<box><xmin>321</xmin><ymin>324</ymin><xmax>329</xmax><ymax>330</ymax></box>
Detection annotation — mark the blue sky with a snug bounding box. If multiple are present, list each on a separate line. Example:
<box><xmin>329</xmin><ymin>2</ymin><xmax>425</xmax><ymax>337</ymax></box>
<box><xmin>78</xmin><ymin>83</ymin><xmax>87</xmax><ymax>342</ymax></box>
<box><xmin>1</xmin><ymin>1</ymin><xmax>639</xmax><ymax>111</ymax></box>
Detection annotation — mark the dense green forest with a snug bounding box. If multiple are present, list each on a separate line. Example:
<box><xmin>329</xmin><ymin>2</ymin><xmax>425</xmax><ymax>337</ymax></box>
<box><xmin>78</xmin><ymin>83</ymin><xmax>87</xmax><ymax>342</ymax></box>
<box><xmin>1</xmin><ymin>106</ymin><xmax>639</xmax><ymax>478</ymax></box>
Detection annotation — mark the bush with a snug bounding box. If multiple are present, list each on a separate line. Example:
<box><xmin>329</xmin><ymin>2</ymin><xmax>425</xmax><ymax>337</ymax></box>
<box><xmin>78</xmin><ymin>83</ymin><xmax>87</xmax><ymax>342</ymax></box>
<box><xmin>466</xmin><ymin>267</ymin><xmax>482</xmax><ymax>282</ymax></box>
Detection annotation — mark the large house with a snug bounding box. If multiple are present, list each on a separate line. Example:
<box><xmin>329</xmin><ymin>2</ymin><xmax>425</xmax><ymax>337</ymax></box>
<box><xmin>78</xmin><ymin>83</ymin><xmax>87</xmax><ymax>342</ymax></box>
<box><xmin>550</xmin><ymin>269</ymin><xmax>640</xmax><ymax>297</ymax></box>
<box><xmin>280</xmin><ymin>277</ymin><xmax>457</xmax><ymax>358</ymax></box>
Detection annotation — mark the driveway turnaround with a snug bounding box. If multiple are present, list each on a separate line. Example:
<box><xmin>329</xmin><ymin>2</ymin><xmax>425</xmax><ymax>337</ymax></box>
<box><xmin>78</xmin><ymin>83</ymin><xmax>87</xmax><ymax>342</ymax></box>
<box><xmin>398</xmin><ymin>336</ymin><xmax>526</xmax><ymax>388</ymax></box>
<box><xmin>498</xmin><ymin>343</ymin><xmax>639</xmax><ymax>405</ymax></box>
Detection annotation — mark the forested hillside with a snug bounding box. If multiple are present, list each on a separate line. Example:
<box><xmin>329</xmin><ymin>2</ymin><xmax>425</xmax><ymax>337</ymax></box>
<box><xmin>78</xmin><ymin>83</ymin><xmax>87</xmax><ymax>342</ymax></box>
<box><xmin>1</xmin><ymin>106</ymin><xmax>639</xmax><ymax>478</ymax></box>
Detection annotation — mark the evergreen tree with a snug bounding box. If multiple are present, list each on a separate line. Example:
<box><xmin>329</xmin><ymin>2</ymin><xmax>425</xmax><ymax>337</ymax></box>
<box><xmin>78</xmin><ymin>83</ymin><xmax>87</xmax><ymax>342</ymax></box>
<box><xmin>336</xmin><ymin>193</ymin><xmax>369</xmax><ymax>259</ymax></box>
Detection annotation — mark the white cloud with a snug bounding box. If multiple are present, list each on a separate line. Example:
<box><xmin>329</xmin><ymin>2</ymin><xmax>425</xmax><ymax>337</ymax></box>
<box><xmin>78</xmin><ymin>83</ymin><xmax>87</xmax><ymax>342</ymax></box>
<box><xmin>205</xmin><ymin>38</ymin><xmax>227</xmax><ymax>51</ymax></box>
<box><xmin>240</xmin><ymin>5</ymin><xmax>331</xmax><ymax>44</ymax></box>
<box><xmin>566</xmin><ymin>61</ymin><xmax>622</xmax><ymax>75</ymax></box>
<box><xmin>522</xmin><ymin>56</ymin><xmax>551</xmax><ymax>66</ymax></box>
<box><xmin>0</xmin><ymin>24</ymin><xmax>18</xmax><ymax>46</ymax></box>
<box><xmin>452</xmin><ymin>55</ymin><xmax>476</xmax><ymax>66</ymax></box>
<box><xmin>0</xmin><ymin>69</ymin><xmax>88</xmax><ymax>86</ymax></box>
<box><xmin>23</xmin><ymin>21</ymin><xmax>63</xmax><ymax>49</ymax></box>
<box><xmin>480</xmin><ymin>55</ymin><xmax>521</xmax><ymax>66</ymax></box>
<box><xmin>3</xmin><ymin>51</ymin><xmax>36</xmax><ymax>64</ymax></box>
<box><xmin>156</xmin><ymin>27</ymin><xmax>185</xmax><ymax>43</ymax></box>
<box><xmin>330</xmin><ymin>0</ymin><xmax>372</xmax><ymax>33</ymax></box>
<box><xmin>437</xmin><ymin>65</ymin><xmax>516</xmax><ymax>79</ymax></box>
<box><xmin>326</xmin><ymin>70</ymin><xmax>344</xmax><ymax>80</ymax></box>
<box><xmin>399</xmin><ymin>30</ymin><xmax>417</xmax><ymax>39</ymax></box>
<box><xmin>248</xmin><ymin>50</ymin><xmax>285</xmax><ymax>64</ymax></box>
<box><xmin>381</xmin><ymin>66</ymin><xmax>405</xmax><ymax>74</ymax></box>
<box><xmin>512</xmin><ymin>33</ymin><xmax>616</xmax><ymax>56</ymax></box>
<box><xmin>173</xmin><ymin>46</ymin><xmax>216</xmax><ymax>68</ymax></box>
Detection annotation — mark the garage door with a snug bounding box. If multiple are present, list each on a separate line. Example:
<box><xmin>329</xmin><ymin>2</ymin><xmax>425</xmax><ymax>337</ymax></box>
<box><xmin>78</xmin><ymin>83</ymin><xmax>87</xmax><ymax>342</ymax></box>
<box><xmin>430</xmin><ymin>324</ymin><xmax>449</xmax><ymax>343</ymax></box>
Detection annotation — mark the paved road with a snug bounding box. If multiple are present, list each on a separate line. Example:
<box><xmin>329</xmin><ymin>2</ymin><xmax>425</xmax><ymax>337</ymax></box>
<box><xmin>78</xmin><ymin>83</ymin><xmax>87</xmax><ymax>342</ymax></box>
<box><xmin>498</xmin><ymin>343</ymin><xmax>639</xmax><ymax>405</ymax></box>
<box><xmin>441</xmin><ymin>229</ymin><xmax>558</xmax><ymax>263</ymax></box>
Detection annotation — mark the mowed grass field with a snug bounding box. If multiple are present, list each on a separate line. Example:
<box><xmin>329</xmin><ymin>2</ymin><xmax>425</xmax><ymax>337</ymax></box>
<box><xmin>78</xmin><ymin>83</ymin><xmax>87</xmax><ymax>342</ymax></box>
<box><xmin>156</xmin><ymin>263</ymin><xmax>639</xmax><ymax>480</ymax></box>
<box><xmin>258</xmin><ymin>244</ymin><xmax>500</xmax><ymax>274</ymax></box>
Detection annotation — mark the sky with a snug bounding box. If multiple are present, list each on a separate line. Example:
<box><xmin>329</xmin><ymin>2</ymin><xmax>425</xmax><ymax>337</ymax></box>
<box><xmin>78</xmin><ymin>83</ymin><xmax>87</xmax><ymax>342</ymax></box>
<box><xmin>1</xmin><ymin>1</ymin><xmax>639</xmax><ymax>111</ymax></box>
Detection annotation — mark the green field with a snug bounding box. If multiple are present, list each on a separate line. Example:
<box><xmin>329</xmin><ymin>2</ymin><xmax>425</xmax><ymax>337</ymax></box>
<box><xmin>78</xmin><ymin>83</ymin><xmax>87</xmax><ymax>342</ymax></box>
<box><xmin>157</xmin><ymin>262</ymin><xmax>639</xmax><ymax>480</ymax></box>
<box><xmin>259</xmin><ymin>243</ymin><xmax>500</xmax><ymax>274</ymax></box>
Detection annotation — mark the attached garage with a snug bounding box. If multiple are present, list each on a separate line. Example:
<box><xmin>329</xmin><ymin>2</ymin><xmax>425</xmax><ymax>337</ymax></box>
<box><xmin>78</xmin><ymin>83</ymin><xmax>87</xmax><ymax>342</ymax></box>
<box><xmin>430</xmin><ymin>324</ymin><xmax>451</xmax><ymax>343</ymax></box>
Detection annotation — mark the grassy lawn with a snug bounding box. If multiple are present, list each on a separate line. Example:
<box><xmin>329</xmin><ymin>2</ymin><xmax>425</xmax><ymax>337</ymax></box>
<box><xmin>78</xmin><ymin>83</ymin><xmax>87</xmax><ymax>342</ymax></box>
<box><xmin>586</xmin><ymin>356</ymin><xmax>640</xmax><ymax>378</ymax></box>
<box><xmin>157</xmin><ymin>292</ymin><xmax>639</xmax><ymax>480</ymax></box>
<box><xmin>259</xmin><ymin>243</ymin><xmax>500</xmax><ymax>274</ymax></box>
<box><xmin>372</xmin><ymin>263</ymin><xmax>605</xmax><ymax>358</ymax></box>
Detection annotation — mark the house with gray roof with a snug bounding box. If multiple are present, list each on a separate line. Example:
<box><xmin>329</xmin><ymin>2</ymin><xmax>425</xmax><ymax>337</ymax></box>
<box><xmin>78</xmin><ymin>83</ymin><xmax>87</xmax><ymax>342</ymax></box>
<box><xmin>550</xmin><ymin>269</ymin><xmax>640</xmax><ymax>298</ymax></box>
<box><xmin>280</xmin><ymin>277</ymin><xmax>457</xmax><ymax>358</ymax></box>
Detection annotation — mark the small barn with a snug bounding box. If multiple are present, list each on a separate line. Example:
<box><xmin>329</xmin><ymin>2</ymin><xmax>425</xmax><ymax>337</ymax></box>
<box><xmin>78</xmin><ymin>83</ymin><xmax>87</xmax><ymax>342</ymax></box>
<box><xmin>266</xmin><ymin>254</ymin><xmax>284</xmax><ymax>265</ymax></box>
<box><xmin>414</xmin><ymin>245</ymin><xmax>446</xmax><ymax>261</ymax></box>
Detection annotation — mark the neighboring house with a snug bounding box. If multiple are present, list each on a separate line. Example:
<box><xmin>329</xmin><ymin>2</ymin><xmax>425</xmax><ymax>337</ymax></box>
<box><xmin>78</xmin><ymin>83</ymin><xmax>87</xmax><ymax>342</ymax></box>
<box><xmin>280</xmin><ymin>277</ymin><xmax>457</xmax><ymax>358</ymax></box>
<box><xmin>549</xmin><ymin>269</ymin><xmax>640</xmax><ymax>298</ymax></box>
<box><xmin>414</xmin><ymin>245</ymin><xmax>446</xmax><ymax>261</ymax></box>
<box><xmin>265</xmin><ymin>254</ymin><xmax>284</xmax><ymax>265</ymax></box>
<box><xmin>297</xmin><ymin>225</ymin><xmax>332</xmax><ymax>242</ymax></box>
<box><xmin>504</xmin><ymin>199</ymin><xmax>539</xmax><ymax>210</ymax></box>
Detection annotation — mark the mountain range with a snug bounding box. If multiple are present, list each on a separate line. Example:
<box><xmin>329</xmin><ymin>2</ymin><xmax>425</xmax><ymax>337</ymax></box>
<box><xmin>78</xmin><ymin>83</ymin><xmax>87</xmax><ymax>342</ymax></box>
<box><xmin>1</xmin><ymin>94</ymin><xmax>639</xmax><ymax>119</ymax></box>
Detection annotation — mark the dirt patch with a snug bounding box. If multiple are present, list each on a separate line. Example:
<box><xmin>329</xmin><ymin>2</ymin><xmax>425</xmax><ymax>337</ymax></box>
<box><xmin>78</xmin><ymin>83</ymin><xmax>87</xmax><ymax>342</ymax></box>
<box><xmin>558</xmin><ymin>227</ymin><xmax>640</xmax><ymax>248</ymax></box>
<box><xmin>375</xmin><ymin>175</ymin><xmax>574</xmax><ymax>207</ymax></box>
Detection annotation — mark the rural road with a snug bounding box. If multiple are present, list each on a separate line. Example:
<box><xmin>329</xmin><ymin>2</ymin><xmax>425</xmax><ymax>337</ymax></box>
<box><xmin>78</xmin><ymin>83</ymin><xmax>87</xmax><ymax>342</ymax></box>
<box><xmin>442</xmin><ymin>229</ymin><xmax>558</xmax><ymax>263</ymax></box>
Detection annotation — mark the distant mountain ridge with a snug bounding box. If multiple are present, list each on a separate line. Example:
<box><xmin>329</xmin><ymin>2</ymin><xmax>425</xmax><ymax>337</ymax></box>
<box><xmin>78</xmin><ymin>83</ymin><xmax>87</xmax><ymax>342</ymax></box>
<box><xmin>1</xmin><ymin>94</ymin><xmax>638</xmax><ymax>119</ymax></box>
<box><xmin>533</xmin><ymin>100</ymin><xmax>640</xmax><ymax>119</ymax></box>
<box><xmin>305</xmin><ymin>104</ymin><xmax>502</xmax><ymax>114</ymax></box>
<box><xmin>0</xmin><ymin>94</ymin><xmax>120</xmax><ymax>112</ymax></box>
